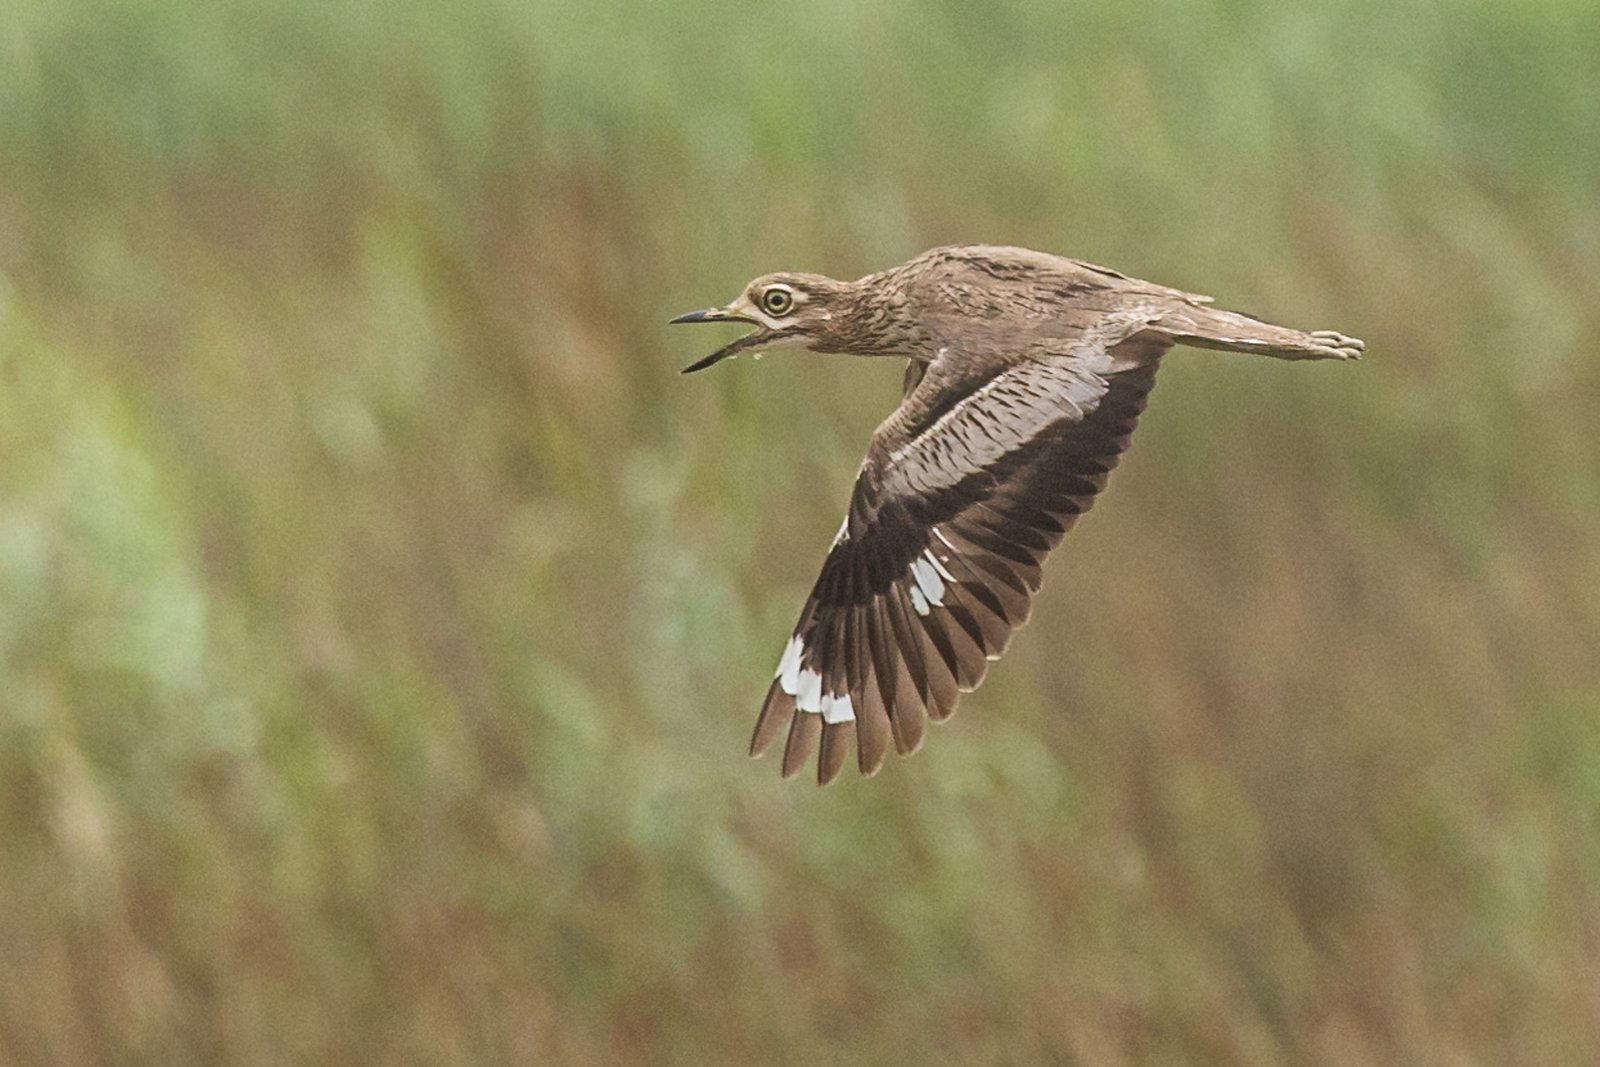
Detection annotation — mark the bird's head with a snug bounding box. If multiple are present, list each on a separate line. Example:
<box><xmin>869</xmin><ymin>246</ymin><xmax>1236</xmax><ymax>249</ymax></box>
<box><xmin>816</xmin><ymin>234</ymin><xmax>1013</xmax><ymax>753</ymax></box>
<box><xmin>671</xmin><ymin>272</ymin><xmax>854</xmax><ymax>373</ymax></box>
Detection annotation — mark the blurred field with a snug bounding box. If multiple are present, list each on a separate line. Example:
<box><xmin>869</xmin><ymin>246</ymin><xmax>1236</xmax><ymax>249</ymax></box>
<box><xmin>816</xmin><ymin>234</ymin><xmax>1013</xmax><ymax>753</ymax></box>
<box><xmin>2</xmin><ymin>0</ymin><xmax>1599</xmax><ymax>1063</ymax></box>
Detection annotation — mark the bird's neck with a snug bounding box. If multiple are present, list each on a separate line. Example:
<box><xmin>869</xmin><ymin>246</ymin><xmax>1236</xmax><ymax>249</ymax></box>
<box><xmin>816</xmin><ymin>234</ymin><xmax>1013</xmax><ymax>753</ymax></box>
<box><xmin>811</xmin><ymin>278</ymin><xmax>930</xmax><ymax>359</ymax></box>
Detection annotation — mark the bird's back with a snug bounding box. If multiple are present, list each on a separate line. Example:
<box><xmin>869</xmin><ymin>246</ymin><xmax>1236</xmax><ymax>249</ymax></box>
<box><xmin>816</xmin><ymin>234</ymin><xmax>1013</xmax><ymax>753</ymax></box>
<box><xmin>884</xmin><ymin>244</ymin><xmax>1214</xmax><ymax>307</ymax></box>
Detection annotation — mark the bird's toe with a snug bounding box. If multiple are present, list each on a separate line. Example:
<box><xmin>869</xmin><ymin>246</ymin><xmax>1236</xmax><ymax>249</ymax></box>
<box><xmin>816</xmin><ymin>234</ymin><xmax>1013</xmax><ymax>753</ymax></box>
<box><xmin>1309</xmin><ymin>330</ymin><xmax>1365</xmax><ymax>360</ymax></box>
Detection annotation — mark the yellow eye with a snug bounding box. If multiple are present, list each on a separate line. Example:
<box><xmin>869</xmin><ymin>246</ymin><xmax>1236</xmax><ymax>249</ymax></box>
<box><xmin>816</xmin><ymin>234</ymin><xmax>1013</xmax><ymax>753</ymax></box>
<box><xmin>761</xmin><ymin>287</ymin><xmax>794</xmax><ymax>316</ymax></box>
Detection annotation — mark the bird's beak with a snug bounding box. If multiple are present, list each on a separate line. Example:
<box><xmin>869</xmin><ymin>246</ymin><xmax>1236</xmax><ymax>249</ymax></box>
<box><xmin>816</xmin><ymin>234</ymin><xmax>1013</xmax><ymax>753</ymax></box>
<box><xmin>668</xmin><ymin>307</ymin><xmax>738</xmax><ymax>325</ymax></box>
<box><xmin>670</xmin><ymin>303</ymin><xmax>763</xmax><ymax>373</ymax></box>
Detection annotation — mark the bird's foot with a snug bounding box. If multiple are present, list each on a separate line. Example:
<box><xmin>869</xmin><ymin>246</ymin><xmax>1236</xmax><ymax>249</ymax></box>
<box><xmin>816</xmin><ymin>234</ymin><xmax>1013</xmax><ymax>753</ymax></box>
<box><xmin>1308</xmin><ymin>330</ymin><xmax>1365</xmax><ymax>361</ymax></box>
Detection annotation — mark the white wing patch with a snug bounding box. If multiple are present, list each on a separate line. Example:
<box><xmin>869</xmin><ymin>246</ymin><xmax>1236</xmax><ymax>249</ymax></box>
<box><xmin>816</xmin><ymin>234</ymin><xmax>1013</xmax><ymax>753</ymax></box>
<box><xmin>820</xmin><ymin>692</ymin><xmax>855</xmax><ymax>725</ymax></box>
<box><xmin>776</xmin><ymin>635</ymin><xmax>803</xmax><ymax>692</ymax></box>
<box><xmin>795</xmin><ymin>667</ymin><xmax>823</xmax><ymax>712</ymax></box>
<box><xmin>773</xmin><ymin>633</ymin><xmax>857</xmax><ymax>722</ymax></box>
<box><xmin>905</xmin><ymin>545</ymin><xmax>958</xmax><ymax>618</ymax></box>
<box><xmin>910</xmin><ymin>553</ymin><xmax>947</xmax><ymax>605</ymax></box>
<box><xmin>769</xmin><ymin>536</ymin><xmax>970</xmax><ymax>728</ymax></box>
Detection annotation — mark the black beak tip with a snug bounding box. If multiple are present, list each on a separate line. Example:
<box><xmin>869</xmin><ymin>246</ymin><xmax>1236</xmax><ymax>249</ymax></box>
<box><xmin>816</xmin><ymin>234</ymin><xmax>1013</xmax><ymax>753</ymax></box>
<box><xmin>680</xmin><ymin>350</ymin><xmax>728</xmax><ymax>374</ymax></box>
<box><xmin>669</xmin><ymin>309</ymin><xmax>718</xmax><ymax>325</ymax></box>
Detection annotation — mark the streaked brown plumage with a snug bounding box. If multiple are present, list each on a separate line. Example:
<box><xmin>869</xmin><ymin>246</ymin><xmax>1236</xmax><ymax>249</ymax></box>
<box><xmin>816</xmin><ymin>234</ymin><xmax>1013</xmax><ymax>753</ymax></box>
<box><xmin>672</xmin><ymin>244</ymin><xmax>1363</xmax><ymax>784</ymax></box>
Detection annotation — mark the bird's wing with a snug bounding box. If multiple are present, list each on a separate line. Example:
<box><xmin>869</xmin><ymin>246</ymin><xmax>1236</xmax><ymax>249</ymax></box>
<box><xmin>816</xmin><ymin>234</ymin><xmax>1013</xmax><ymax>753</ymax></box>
<box><xmin>753</xmin><ymin>333</ymin><xmax>1168</xmax><ymax>784</ymax></box>
<box><xmin>900</xmin><ymin>358</ymin><xmax>927</xmax><ymax>397</ymax></box>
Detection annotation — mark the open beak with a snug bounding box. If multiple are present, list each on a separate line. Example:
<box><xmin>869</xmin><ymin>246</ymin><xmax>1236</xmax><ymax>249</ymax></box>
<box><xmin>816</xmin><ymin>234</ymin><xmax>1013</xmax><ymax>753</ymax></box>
<box><xmin>669</xmin><ymin>304</ymin><xmax>763</xmax><ymax>373</ymax></box>
<box><xmin>668</xmin><ymin>307</ymin><xmax>744</xmax><ymax>325</ymax></box>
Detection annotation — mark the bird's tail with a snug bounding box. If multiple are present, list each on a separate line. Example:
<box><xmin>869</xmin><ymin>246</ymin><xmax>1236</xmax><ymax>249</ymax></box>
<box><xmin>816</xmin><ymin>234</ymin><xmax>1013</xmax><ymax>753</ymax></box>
<box><xmin>1152</xmin><ymin>304</ymin><xmax>1364</xmax><ymax>361</ymax></box>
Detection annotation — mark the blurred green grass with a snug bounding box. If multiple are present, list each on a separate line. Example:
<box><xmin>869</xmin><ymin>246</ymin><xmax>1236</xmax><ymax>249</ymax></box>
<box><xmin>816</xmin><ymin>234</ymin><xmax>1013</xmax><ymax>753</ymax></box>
<box><xmin>2</xmin><ymin>0</ymin><xmax>1599</xmax><ymax>1063</ymax></box>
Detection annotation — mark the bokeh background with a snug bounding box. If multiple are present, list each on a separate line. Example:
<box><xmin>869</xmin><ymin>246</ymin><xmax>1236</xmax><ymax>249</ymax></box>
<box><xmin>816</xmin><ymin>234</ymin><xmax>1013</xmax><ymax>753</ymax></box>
<box><xmin>3</xmin><ymin>0</ymin><xmax>1599</xmax><ymax>1063</ymax></box>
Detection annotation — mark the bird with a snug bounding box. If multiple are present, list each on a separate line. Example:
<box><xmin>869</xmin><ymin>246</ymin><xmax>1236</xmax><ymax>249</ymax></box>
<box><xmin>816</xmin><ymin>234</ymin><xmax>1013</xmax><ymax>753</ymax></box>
<box><xmin>671</xmin><ymin>244</ymin><xmax>1362</xmax><ymax>785</ymax></box>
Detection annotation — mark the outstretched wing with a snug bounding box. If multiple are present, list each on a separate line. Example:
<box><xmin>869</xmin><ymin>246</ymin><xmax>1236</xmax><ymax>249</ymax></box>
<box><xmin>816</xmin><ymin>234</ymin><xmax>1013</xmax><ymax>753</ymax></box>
<box><xmin>753</xmin><ymin>339</ymin><xmax>1166</xmax><ymax>783</ymax></box>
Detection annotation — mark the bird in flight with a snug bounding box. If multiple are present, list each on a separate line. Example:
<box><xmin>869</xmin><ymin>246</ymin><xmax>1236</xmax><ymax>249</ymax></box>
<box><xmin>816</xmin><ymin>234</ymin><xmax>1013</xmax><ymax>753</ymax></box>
<box><xmin>672</xmin><ymin>244</ymin><xmax>1362</xmax><ymax>784</ymax></box>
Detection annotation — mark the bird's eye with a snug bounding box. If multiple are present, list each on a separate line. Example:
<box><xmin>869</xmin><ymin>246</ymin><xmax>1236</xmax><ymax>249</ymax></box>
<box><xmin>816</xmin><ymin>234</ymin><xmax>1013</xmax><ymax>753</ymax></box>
<box><xmin>761</xmin><ymin>287</ymin><xmax>795</xmax><ymax>316</ymax></box>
